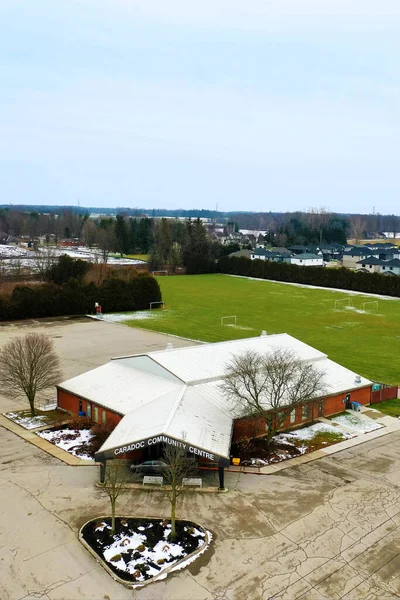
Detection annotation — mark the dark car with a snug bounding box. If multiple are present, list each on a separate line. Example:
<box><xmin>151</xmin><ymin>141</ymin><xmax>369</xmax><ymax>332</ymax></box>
<box><xmin>130</xmin><ymin>460</ymin><xmax>167</xmax><ymax>474</ymax></box>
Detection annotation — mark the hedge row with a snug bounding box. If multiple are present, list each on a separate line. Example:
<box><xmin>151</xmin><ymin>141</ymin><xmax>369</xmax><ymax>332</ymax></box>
<box><xmin>0</xmin><ymin>274</ymin><xmax>162</xmax><ymax>321</ymax></box>
<box><xmin>217</xmin><ymin>256</ymin><xmax>400</xmax><ymax>297</ymax></box>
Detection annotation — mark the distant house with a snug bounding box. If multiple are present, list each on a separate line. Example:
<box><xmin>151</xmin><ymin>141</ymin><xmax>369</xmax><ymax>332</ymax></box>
<box><xmin>381</xmin><ymin>258</ymin><xmax>400</xmax><ymax>276</ymax></box>
<box><xmin>356</xmin><ymin>256</ymin><xmax>400</xmax><ymax>276</ymax></box>
<box><xmin>290</xmin><ymin>253</ymin><xmax>324</xmax><ymax>267</ymax></box>
<box><xmin>229</xmin><ymin>249</ymin><xmax>252</xmax><ymax>259</ymax></box>
<box><xmin>250</xmin><ymin>248</ymin><xmax>273</xmax><ymax>261</ymax></box>
<box><xmin>250</xmin><ymin>248</ymin><xmax>291</xmax><ymax>263</ymax></box>
<box><xmin>341</xmin><ymin>247</ymin><xmax>378</xmax><ymax>269</ymax></box>
<box><xmin>356</xmin><ymin>256</ymin><xmax>385</xmax><ymax>273</ymax></box>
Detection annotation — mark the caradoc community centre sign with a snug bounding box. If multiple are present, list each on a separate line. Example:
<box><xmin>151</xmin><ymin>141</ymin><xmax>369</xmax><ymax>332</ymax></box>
<box><xmin>113</xmin><ymin>434</ymin><xmax>217</xmax><ymax>461</ymax></box>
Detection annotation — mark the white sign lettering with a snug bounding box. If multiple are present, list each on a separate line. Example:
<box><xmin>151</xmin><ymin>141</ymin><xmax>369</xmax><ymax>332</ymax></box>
<box><xmin>112</xmin><ymin>435</ymin><xmax>215</xmax><ymax>461</ymax></box>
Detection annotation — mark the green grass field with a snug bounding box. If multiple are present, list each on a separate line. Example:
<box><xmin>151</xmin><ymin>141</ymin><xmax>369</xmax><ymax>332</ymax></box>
<box><xmin>124</xmin><ymin>274</ymin><xmax>400</xmax><ymax>385</ymax></box>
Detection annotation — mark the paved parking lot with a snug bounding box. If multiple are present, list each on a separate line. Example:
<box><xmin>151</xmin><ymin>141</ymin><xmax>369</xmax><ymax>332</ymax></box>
<box><xmin>1</xmin><ymin>318</ymin><xmax>400</xmax><ymax>599</ymax></box>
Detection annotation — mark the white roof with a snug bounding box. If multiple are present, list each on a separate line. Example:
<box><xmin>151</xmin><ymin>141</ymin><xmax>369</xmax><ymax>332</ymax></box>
<box><xmin>143</xmin><ymin>334</ymin><xmax>326</xmax><ymax>384</ymax></box>
<box><xmin>58</xmin><ymin>333</ymin><xmax>372</xmax><ymax>461</ymax></box>
<box><xmin>58</xmin><ymin>361</ymin><xmax>184</xmax><ymax>415</ymax></box>
<box><xmin>98</xmin><ymin>387</ymin><xmax>233</xmax><ymax>459</ymax></box>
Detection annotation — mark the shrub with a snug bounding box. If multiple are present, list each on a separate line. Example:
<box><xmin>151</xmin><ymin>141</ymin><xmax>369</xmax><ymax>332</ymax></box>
<box><xmin>67</xmin><ymin>416</ymin><xmax>94</xmax><ymax>430</ymax></box>
<box><xmin>0</xmin><ymin>260</ymin><xmax>162</xmax><ymax>321</ymax></box>
<box><xmin>90</xmin><ymin>421</ymin><xmax>117</xmax><ymax>453</ymax></box>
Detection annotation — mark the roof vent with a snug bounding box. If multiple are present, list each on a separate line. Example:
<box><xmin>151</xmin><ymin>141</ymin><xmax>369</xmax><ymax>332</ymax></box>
<box><xmin>166</xmin><ymin>342</ymin><xmax>173</xmax><ymax>350</ymax></box>
<box><xmin>354</xmin><ymin>375</ymin><xmax>362</xmax><ymax>384</ymax></box>
<box><xmin>260</xmin><ymin>330</ymin><xmax>267</xmax><ymax>337</ymax></box>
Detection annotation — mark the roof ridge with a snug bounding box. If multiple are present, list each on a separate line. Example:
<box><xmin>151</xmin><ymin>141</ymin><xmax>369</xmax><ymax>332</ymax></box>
<box><xmin>162</xmin><ymin>386</ymin><xmax>188</xmax><ymax>432</ymax></box>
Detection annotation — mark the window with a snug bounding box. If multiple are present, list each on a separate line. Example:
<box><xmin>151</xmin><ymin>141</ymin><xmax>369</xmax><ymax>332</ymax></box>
<box><xmin>369</xmin><ymin>265</ymin><xmax>372</xmax><ymax>269</ymax></box>
<box><xmin>93</xmin><ymin>406</ymin><xmax>98</xmax><ymax>422</ymax></box>
<box><xmin>78</xmin><ymin>400</ymin><xmax>83</xmax><ymax>412</ymax></box>
<box><xmin>302</xmin><ymin>404</ymin><xmax>308</xmax><ymax>420</ymax></box>
<box><xmin>87</xmin><ymin>403</ymin><xmax>91</xmax><ymax>418</ymax></box>
<box><xmin>299</xmin><ymin>259</ymin><xmax>303</xmax><ymax>263</ymax></box>
<box><xmin>382</xmin><ymin>266</ymin><xmax>385</xmax><ymax>270</ymax></box>
<box><xmin>102</xmin><ymin>410</ymin><xmax>106</xmax><ymax>424</ymax></box>
<box><xmin>290</xmin><ymin>409</ymin><xmax>296</xmax><ymax>424</ymax></box>
<box><xmin>362</xmin><ymin>264</ymin><xmax>365</xmax><ymax>268</ymax></box>
<box><xmin>390</xmin><ymin>267</ymin><xmax>393</xmax><ymax>270</ymax></box>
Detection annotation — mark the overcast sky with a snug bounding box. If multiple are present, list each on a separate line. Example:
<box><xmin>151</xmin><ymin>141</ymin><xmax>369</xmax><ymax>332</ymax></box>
<box><xmin>1</xmin><ymin>0</ymin><xmax>399</xmax><ymax>213</ymax></box>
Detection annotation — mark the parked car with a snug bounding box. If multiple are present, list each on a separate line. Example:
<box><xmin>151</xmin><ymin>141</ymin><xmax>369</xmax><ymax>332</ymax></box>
<box><xmin>130</xmin><ymin>460</ymin><xmax>167</xmax><ymax>474</ymax></box>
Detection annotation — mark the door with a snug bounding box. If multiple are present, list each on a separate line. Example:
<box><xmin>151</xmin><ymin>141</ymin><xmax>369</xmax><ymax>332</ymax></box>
<box><xmin>318</xmin><ymin>400</ymin><xmax>323</xmax><ymax>417</ymax></box>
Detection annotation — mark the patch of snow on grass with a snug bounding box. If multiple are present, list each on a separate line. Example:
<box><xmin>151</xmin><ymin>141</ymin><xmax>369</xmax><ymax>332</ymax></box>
<box><xmin>4</xmin><ymin>411</ymin><xmax>48</xmax><ymax>430</ymax></box>
<box><xmin>99</xmin><ymin>310</ymin><xmax>165</xmax><ymax>323</ymax></box>
<box><xmin>331</xmin><ymin>413</ymin><xmax>383</xmax><ymax>433</ymax></box>
<box><xmin>278</xmin><ymin>422</ymin><xmax>353</xmax><ymax>442</ymax></box>
<box><xmin>37</xmin><ymin>428</ymin><xmax>94</xmax><ymax>460</ymax></box>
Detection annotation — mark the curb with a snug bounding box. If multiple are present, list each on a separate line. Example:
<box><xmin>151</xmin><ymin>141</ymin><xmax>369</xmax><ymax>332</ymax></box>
<box><xmin>78</xmin><ymin>515</ymin><xmax>212</xmax><ymax>588</ymax></box>
<box><xmin>0</xmin><ymin>414</ymin><xmax>98</xmax><ymax>467</ymax></box>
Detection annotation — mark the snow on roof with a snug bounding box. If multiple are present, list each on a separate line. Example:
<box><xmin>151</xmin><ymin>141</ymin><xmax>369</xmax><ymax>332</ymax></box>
<box><xmin>60</xmin><ymin>333</ymin><xmax>372</xmax><ymax>462</ymax></box>
<box><xmin>58</xmin><ymin>361</ymin><xmax>184</xmax><ymax>415</ymax></box>
<box><xmin>142</xmin><ymin>334</ymin><xmax>326</xmax><ymax>384</ymax></box>
<box><xmin>98</xmin><ymin>386</ymin><xmax>233</xmax><ymax>459</ymax></box>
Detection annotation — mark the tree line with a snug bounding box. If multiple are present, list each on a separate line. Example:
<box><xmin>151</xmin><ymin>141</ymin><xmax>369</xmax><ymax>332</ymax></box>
<box><xmin>0</xmin><ymin>256</ymin><xmax>162</xmax><ymax>321</ymax></box>
<box><xmin>218</xmin><ymin>255</ymin><xmax>400</xmax><ymax>297</ymax></box>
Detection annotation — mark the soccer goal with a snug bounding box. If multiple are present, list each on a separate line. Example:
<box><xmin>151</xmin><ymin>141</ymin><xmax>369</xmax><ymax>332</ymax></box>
<box><xmin>362</xmin><ymin>301</ymin><xmax>378</xmax><ymax>313</ymax></box>
<box><xmin>221</xmin><ymin>315</ymin><xmax>237</xmax><ymax>326</ymax></box>
<box><xmin>149</xmin><ymin>301</ymin><xmax>165</xmax><ymax>310</ymax></box>
<box><xmin>334</xmin><ymin>298</ymin><xmax>354</xmax><ymax>311</ymax></box>
<box><xmin>152</xmin><ymin>270</ymin><xmax>168</xmax><ymax>276</ymax></box>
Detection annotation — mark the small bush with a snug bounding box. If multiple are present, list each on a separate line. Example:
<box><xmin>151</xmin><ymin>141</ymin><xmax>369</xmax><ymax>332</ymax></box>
<box><xmin>67</xmin><ymin>416</ymin><xmax>94</xmax><ymax>430</ymax></box>
<box><xmin>90</xmin><ymin>421</ymin><xmax>117</xmax><ymax>453</ymax></box>
<box><xmin>136</xmin><ymin>544</ymin><xmax>146</xmax><ymax>552</ymax></box>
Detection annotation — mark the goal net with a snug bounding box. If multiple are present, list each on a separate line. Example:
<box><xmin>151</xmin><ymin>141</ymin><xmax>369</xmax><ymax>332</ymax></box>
<box><xmin>362</xmin><ymin>301</ymin><xmax>378</xmax><ymax>313</ymax></box>
<box><xmin>221</xmin><ymin>315</ymin><xmax>237</xmax><ymax>326</ymax></box>
<box><xmin>149</xmin><ymin>301</ymin><xmax>165</xmax><ymax>310</ymax></box>
<box><xmin>334</xmin><ymin>298</ymin><xmax>353</xmax><ymax>311</ymax></box>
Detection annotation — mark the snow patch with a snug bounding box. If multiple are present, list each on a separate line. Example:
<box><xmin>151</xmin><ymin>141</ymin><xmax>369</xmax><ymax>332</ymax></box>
<box><xmin>331</xmin><ymin>413</ymin><xmax>383</xmax><ymax>433</ymax></box>
<box><xmin>37</xmin><ymin>428</ymin><xmax>94</xmax><ymax>460</ymax></box>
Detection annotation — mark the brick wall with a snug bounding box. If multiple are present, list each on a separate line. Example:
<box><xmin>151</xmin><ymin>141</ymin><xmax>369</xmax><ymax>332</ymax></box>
<box><xmin>233</xmin><ymin>386</ymin><xmax>372</xmax><ymax>441</ymax></box>
<box><xmin>57</xmin><ymin>389</ymin><xmax>122</xmax><ymax>426</ymax></box>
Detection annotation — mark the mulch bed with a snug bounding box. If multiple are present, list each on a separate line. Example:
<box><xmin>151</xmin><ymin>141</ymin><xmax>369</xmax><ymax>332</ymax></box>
<box><xmin>81</xmin><ymin>517</ymin><xmax>207</xmax><ymax>583</ymax></box>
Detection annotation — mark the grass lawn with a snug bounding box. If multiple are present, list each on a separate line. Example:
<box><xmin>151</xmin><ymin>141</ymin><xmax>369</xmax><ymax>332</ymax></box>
<box><xmin>4</xmin><ymin>408</ymin><xmax>66</xmax><ymax>429</ymax></box>
<box><xmin>125</xmin><ymin>253</ymin><xmax>150</xmax><ymax>261</ymax></box>
<box><xmin>373</xmin><ymin>399</ymin><xmax>400</xmax><ymax>417</ymax></box>
<box><xmin>123</xmin><ymin>273</ymin><xmax>400</xmax><ymax>385</ymax></box>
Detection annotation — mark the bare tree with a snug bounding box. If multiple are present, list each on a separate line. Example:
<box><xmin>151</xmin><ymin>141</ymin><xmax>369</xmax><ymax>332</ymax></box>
<box><xmin>96</xmin><ymin>228</ymin><xmax>116</xmax><ymax>263</ymax></box>
<box><xmin>33</xmin><ymin>247</ymin><xmax>57</xmax><ymax>281</ymax></box>
<box><xmin>169</xmin><ymin>242</ymin><xmax>182</xmax><ymax>273</ymax></box>
<box><xmin>221</xmin><ymin>348</ymin><xmax>326</xmax><ymax>447</ymax></box>
<box><xmin>350</xmin><ymin>216</ymin><xmax>366</xmax><ymax>244</ymax></box>
<box><xmin>161</xmin><ymin>444</ymin><xmax>198</xmax><ymax>541</ymax></box>
<box><xmin>0</xmin><ymin>333</ymin><xmax>62</xmax><ymax>416</ymax></box>
<box><xmin>82</xmin><ymin>219</ymin><xmax>97</xmax><ymax>248</ymax></box>
<box><xmin>97</xmin><ymin>459</ymin><xmax>130</xmax><ymax>535</ymax></box>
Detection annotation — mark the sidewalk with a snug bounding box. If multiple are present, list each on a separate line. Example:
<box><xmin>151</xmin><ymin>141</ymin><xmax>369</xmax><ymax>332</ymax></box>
<box><xmin>0</xmin><ymin>414</ymin><xmax>96</xmax><ymax>466</ymax></box>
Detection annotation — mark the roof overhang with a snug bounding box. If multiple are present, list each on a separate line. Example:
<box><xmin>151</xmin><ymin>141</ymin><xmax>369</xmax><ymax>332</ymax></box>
<box><xmin>95</xmin><ymin>432</ymin><xmax>230</xmax><ymax>467</ymax></box>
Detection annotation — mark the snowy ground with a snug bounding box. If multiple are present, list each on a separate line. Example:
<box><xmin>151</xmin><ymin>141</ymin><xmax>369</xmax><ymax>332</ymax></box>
<box><xmin>83</xmin><ymin>518</ymin><xmax>209</xmax><ymax>585</ymax></box>
<box><xmin>241</xmin><ymin>422</ymin><xmax>354</xmax><ymax>467</ymax></box>
<box><xmin>0</xmin><ymin>244</ymin><xmax>31</xmax><ymax>258</ymax></box>
<box><xmin>0</xmin><ymin>244</ymin><xmax>146</xmax><ymax>273</ymax></box>
<box><xmin>37</xmin><ymin>428</ymin><xmax>94</xmax><ymax>460</ymax></box>
<box><xmin>4</xmin><ymin>411</ymin><xmax>50</xmax><ymax>430</ymax></box>
<box><xmin>330</xmin><ymin>412</ymin><xmax>383</xmax><ymax>433</ymax></box>
<box><xmin>98</xmin><ymin>310</ymin><xmax>166</xmax><ymax>323</ymax></box>
<box><xmin>39</xmin><ymin>246</ymin><xmax>146</xmax><ymax>266</ymax></box>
